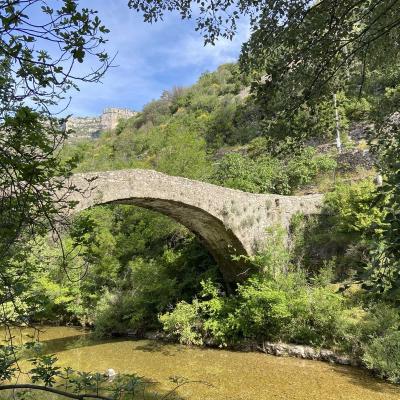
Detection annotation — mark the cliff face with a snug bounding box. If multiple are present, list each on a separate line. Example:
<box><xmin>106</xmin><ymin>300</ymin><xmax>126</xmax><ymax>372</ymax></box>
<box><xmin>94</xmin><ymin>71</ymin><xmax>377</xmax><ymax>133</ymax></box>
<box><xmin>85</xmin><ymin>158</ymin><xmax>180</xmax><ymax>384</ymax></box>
<box><xmin>66</xmin><ymin>108</ymin><xmax>137</xmax><ymax>140</ymax></box>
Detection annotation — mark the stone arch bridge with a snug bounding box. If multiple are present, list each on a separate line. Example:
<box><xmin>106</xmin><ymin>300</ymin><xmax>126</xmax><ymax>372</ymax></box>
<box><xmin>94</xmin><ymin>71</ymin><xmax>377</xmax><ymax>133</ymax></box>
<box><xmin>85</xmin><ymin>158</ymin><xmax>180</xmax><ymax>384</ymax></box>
<box><xmin>68</xmin><ymin>169</ymin><xmax>323</xmax><ymax>283</ymax></box>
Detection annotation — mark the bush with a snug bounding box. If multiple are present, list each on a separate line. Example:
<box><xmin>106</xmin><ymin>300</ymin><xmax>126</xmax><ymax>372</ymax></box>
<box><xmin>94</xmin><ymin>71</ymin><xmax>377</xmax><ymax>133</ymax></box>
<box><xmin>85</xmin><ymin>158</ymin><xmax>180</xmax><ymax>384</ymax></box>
<box><xmin>234</xmin><ymin>278</ymin><xmax>291</xmax><ymax>341</ymax></box>
<box><xmin>93</xmin><ymin>290</ymin><xmax>132</xmax><ymax>337</ymax></box>
<box><xmin>363</xmin><ymin>331</ymin><xmax>400</xmax><ymax>383</ymax></box>
<box><xmin>159</xmin><ymin>300</ymin><xmax>203</xmax><ymax>345</ymax></box>
<box><xmin>250</xmin><ymin>226</ymin><xmax>291</xmax><ymax>279</ymax></box>
<box><xmin>324</xmin><ymin>179</ymin><xmax>385</xmax><ymax>235</ymax></box>
<box><xmin>286</xmin><ymin>147</ymin><xmax>336</xmax><ymax>190</ymax></box>
<box><xmin>212</xmin><ymin>148</ymin><xmax>336</xmax><ymax>195</ymax></box>
<box><xmin>160</xmin><ymin>269</ymin><xmax>353</xmax><ymax>349</ymax></box>
<box><xmin>211</xmin><ymin>153</ymin><xmax>288</xmax><ymax>194</ymax></box>
<box><xmin>361</xmin><ymin>304</ymin><xmax>400</xmax><ymax>340</ymax></box>
<box><xmin>284</xmin><ymin>285</ymin><xmax>348</xmax><ymax>347</ymax></box>
<box><xmin>343</xmin><ymin>97</ymin><xmax>372</xmax><ymax>121</ymax></box>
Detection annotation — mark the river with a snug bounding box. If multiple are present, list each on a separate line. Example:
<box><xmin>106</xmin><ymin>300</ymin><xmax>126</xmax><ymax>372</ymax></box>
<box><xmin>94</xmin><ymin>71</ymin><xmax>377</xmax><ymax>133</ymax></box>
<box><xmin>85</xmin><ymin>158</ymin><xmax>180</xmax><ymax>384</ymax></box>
<box><xmin>7</xmin><ymin>326</ymin><xmax>400</xmax><ymax>400</ymax></box>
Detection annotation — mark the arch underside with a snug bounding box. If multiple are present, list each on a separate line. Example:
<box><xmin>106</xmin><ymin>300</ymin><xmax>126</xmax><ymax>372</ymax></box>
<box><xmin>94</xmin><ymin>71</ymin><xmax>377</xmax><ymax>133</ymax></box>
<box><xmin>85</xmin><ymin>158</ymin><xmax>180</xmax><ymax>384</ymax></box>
<box><xmin>101</xmin><ymin>197</ymin><xmax>253</xmax><ymax>283</ymax></box>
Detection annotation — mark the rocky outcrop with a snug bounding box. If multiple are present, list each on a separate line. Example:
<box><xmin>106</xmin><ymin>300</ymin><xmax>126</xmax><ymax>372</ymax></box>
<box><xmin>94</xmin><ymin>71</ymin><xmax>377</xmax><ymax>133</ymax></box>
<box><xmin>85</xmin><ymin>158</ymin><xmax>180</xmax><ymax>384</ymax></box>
<box><xmin>257</xmin><ymin>341</ymin><xmax>358</xmax><ymax>366</ymax></box>
<box><xmin>336</xmin><ymin>148</ymin><xmax>375</xmax><ymax>172</ymax></box>
<box><xmin>66</xmin><ymin>108</ymin><xmax>137</xmax><ymax>140</ymax></box>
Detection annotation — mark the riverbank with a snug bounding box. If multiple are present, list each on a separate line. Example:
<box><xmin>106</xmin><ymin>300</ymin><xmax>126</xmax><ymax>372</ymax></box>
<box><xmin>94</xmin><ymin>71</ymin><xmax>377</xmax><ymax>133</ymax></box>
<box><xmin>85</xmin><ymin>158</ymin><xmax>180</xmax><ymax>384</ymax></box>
<box><xmin>141</xmin><ymin>331</ymin><xmax>361</xmax><ymax>367</ymax></box>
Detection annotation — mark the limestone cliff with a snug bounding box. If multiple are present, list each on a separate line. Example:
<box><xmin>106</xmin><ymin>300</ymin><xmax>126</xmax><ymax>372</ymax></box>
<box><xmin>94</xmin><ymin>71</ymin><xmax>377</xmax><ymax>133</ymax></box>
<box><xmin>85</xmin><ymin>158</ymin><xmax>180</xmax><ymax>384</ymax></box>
<box><xmin>66</xmin><ymin>108</ymin><xmax>137</xmax><ymax>140</ymax></box>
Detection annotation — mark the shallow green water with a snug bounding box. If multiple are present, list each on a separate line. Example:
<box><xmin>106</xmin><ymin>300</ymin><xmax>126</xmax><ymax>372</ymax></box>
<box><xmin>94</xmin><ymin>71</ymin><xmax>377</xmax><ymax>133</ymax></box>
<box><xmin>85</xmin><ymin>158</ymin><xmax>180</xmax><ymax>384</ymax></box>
<box><xmin>9</xmin><ymin>326</ymin><xmax>400</xmax><ymax>400</ymax></box>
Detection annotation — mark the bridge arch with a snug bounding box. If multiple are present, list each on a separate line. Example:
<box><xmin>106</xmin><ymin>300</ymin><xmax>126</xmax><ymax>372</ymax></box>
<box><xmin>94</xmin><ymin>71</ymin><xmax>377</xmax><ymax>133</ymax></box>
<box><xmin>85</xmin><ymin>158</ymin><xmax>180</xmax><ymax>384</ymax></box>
<box><xmin>67</xmin><ymin>169</ymin><xmax>323</xmax><ymax>283</ymax></box>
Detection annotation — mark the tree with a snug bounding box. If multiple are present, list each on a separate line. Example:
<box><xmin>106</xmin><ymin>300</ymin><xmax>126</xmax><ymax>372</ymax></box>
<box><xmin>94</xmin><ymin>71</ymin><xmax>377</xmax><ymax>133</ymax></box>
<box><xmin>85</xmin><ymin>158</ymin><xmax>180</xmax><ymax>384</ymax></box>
<box><xmin>128</xmin><ymin>0</ymin><xmax>400</xmax><ymax>155</ymax></box>
<box><xmin>0</xmin><ymin>0</ymin><xmax>111</xmax><ymax>288</ymax></box>
<box><xmin>1</xmin><ymin>0</ymin><xmax>111</xmax><ymax>105</ymax></box>
<box><xmin>0</xmin><ymin>0</ymin><xmax>111</xmax><ymax>388</ymax></box>
<box><xmin>129</xmin><ymin>0</ymin><xmax>400</xmax><ymax>105</ymax></box>
<box><xmin>368</xmin><ymin>112</ymin><xmax>400</xmax><ymax>297</ymax></box>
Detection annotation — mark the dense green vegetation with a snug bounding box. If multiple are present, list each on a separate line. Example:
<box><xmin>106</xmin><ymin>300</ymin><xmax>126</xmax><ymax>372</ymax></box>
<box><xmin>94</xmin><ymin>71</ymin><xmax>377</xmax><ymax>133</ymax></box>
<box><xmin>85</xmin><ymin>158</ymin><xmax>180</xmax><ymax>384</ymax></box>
<box><xmin>3</xmin><ymin>61</ymin><xmax>396</xmax><ymax>384</ymax></box>
<box><xmin>2</xmin><ymin>2</ymin><xmax>400</xmax><ymax>396</ymax></box>
<box><xmin>25</xmin><ymin>64</ymin><xmax>340</xmax><ymax>332</ymax></box>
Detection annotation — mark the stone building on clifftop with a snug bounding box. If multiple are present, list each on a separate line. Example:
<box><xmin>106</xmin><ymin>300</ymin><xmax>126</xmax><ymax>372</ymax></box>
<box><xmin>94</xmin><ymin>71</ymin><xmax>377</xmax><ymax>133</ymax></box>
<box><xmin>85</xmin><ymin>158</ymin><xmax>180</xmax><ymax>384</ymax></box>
<box><xmin>66</xmin><ymin>107</ymin><xmax>137</xmax><ymax>140</ymax></box>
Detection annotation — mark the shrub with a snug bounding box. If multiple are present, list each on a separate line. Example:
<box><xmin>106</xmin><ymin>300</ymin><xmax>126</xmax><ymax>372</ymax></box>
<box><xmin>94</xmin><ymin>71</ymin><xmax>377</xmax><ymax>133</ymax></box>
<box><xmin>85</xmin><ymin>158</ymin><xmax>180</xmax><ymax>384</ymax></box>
<box><xmin>343</xmin><ymin>97</ymin><xmax>372</xmax><ymax>121</ymax></box>
<box><xmin>212</xmin><ymin>148</ymin><xmax>336</xmax><ymax>195</ymax></box>
<box><xmin>159</xmin><ymin>300</ymin><xmax>203</xmax><ymax>345</ymax></box>
<box><xmin>284</xmin><ymin>285</ymin><xmax>347</xmax><ymax>347</ymax></box>
<box><xmin>250</xmin><ymin>225</ymin><xmax>291</xmax><ymax>279</ymax></box>
<box><xmin>324</xmin><ymin>179</ymin><xmax>385</xmax><ymax>234</ymax></box>
<box><xmin>234</xmin><ymin>278</ymin><xmax>291</xmax><ymax>341</ymax></box>
<box><xmin>363</xmin><ymin>331</ymin><xmax>400</xmax><ymax>383</ymax></box>
<box><xmin>160</xmin><ymin>267</ymin><xmax>351</xmax><ymax>349</ymax></box>
<box><xmin>93</xmin><ymin>290</ymin><xmax>132</xmax><ymax>337</ymax></box>
<box><xmin>361</xmin><ymin>304</ymin><xmax>400</xmax><ymax>340</ymax></box>
<box><xmin>286</xmin><ymin>147</ymin><xmax>336</xmax><ymax>190</ymax></box>
<box><xmin>211</xmin><ymin>153</ymin><xmax>288</xmax><ymax>194</ymax></box>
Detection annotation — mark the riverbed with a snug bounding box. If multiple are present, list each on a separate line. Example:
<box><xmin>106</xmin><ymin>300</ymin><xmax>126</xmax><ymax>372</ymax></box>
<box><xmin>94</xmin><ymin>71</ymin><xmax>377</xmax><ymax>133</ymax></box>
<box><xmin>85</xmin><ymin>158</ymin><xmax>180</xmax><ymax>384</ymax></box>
<box><xmin>7</xmin><ymin>326</ymin><xmax>400</xmax><ymax>400</ymax></box>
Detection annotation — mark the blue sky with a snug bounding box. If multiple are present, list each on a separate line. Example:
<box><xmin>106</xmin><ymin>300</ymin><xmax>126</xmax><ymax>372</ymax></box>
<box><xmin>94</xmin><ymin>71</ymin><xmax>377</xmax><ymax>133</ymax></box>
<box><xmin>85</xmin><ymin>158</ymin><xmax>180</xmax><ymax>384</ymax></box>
<box><xmin>66</xmin><ymin>0</ymin><xmax>249</xmax><ymax>116</ymax></box>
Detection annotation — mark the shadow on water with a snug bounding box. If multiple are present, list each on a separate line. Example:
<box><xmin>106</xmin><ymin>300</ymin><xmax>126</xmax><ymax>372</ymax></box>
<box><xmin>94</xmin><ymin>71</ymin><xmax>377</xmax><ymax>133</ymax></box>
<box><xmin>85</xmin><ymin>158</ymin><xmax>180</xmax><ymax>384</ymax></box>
<box><xmin>34</xmin><ymin>331</ymin><xmax>178</xmax><ymax>358</ymax></box>
<box><xmin>39</xmin><ymin>333</ymin><xmax>127</xmax><ymax>354</ymax></box>
<box><xmin>328</xmin><ymin>364</ymin><xmax>400</xmax><ymax>396</ymax></box>
<box><xmin>133</xmin><ymin>340</ymin><xmax>179</xmax><ymax>356</ymax></box>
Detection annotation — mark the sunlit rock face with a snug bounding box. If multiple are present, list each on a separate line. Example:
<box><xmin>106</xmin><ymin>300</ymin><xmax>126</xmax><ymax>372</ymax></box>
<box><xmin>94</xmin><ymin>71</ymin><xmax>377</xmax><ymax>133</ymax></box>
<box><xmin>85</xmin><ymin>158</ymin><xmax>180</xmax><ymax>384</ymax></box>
<box><xmin>67</xmin><ymin>169</ymin><xmax>324</xmax><ymax>283</ymax></box>
<box><xmin>65</xmin><ymin>108</ymin><xmax>137</xmax><ymax>140</ymax></box>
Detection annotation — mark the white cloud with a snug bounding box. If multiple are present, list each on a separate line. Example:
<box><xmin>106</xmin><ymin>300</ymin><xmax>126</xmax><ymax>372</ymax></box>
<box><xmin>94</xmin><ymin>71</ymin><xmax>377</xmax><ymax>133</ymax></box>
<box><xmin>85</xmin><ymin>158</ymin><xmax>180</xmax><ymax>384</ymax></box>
<box><xmin>158</xmin><ymin>19</ymin><xmax>251</xmax><ymax>69</ymax></box>
<box><xmin>63</xmin><ymin>0</ymin><xmax>251</xmax><ymax>116</ymax></box>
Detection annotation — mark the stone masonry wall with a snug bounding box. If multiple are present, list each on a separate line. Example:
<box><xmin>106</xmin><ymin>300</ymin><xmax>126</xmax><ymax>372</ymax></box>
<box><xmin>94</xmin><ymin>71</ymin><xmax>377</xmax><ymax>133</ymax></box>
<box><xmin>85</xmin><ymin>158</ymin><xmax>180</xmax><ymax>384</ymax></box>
<box><xmin>67</xmin><ymin>169</ymin><xmax>324</xmax><ymax>283</ymax></box>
